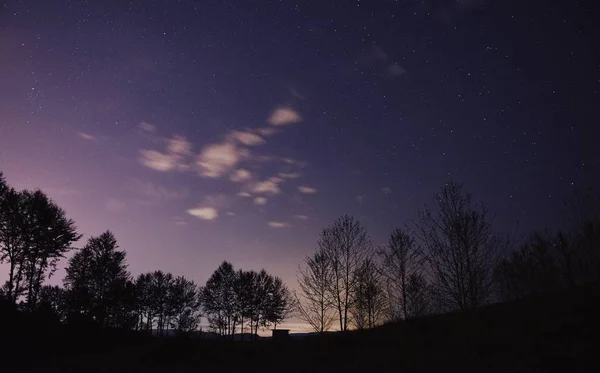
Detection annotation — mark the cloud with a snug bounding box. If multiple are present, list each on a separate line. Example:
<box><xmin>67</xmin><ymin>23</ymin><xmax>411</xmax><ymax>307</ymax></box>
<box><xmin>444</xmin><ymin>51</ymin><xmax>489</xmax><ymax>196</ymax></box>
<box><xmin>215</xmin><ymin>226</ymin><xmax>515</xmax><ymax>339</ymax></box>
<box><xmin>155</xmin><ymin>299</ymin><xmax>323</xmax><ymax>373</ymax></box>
<box><xmin>253</xmin><ymin>177</ymin><xmax>284</xmax><ymax>195</ymax></box>
<box><xmin>288</xmin><ymin>86</ymin><xmax>306</xmax><ymax>100</ymax></box>
<box><xmin>267</xmin><ymin>107</ymin><xmax>302</xmax><ymax>126</ymax></box>
<box><xmin>255</xmin><ymin>127</ymin><xmax>279</xmax><ymax>136</ymax></box>
<box><xmin>268</xmin><ymin>221</ymin><xmax>289</xmax><ymax>228</ymax></box>
<box><xmin>357</xmin><ymin>195</ymin><xmax>365</xmax><ymax>204</ymax></box>
<box><xmin>167</xmin><ymin>135</ymin><xmax>193</xmax><ymax>155</ymax></box>
<box><xmin>226</xmin><ymin>212</ymin><xmax>236</xmax><ymax>216</ymax></box>
<box><xmin>139</xmin><ymin>150</ymin><xmax>180</xmax><ymax>172</ymax></box>
<box><xmin>196</xmin><ymin>141</ymin><xmax>248</xmax><ymax>178</ymax></box>
<box><xmin>381</xmin><ymin>187</ymin><xmax>392</xmax><ymax>195</ymax></box>
<box><xmin>282</xmin><ymin>157</ymin><xmax>308</xmax><ymax>168</ymax></box>
<box><xmin>254</xmin><ymin>197</ymin><xmax>268</xmax><ymax>205</ymax></box>
<box><xmin>278</xmin><ymin>172</ymin><xmax>300</xmax><ymax>179</ymax></box>
<box><xmin>105</xmin><ymin>198</ymin><xmax>127</xmax><ymax>213</ymax></box>
<box><xmin>293</xmin><ymin>214</ymin><xmax>308</xmax><ymax>220</ymax></box>
<box><xmin>237</xmin><ymin>192</ymin><xmax>252</xmax><ymax>197</ymax></box>
<box><xmin>128</xmin><ymin>180</ymin><xmax>189</xmax><ymax>201</ymax></box>
<box><xmin>172</xmin><ymin>216</ymin><xmax>188</xmax><ymax>226</ymax></box>
<box><xmin>77</xmin><ymin>131</ymin><xmax>96</xmax><ymax>141</ymax></box>
<box><xmin>230</xmin><ymin>169</ymin><xmax>252</xmax><ymax>183</ymax></box>
<box><xmin>298</xmin><ymin>186</ymin><xmax>317</xmax><ymax>194</ymax></box>
<box><xmin>187</xmin><ymin>206</ymin><xmax>218</xmax><ymax>220</ymax></box>
<box><xmin>139</xmin><ymin>122</ymin><xmax>156</xmax><ymax>132</ymax></box>
<box><xmin>388</xmin><ymin>63</ymin><xmax>406</xmax><ymax>77</ymax></box>
<box><xmin>139</xmin><ymin>134</ymin><xmax>192</xmax><ymax>172</ymax></box>
<box><xmin>228</xmin><ymin>130</ymin><xmax>266</xmax><ymax>146</ymax></box>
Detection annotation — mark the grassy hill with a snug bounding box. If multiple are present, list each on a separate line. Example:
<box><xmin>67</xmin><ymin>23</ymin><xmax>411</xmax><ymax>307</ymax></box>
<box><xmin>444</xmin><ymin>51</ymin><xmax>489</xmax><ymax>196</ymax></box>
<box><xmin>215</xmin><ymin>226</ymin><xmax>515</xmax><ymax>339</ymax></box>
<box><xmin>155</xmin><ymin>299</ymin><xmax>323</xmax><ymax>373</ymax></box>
<box><xmin>4</xmin><ymin>282</ymin><xmax>598</xmax><ymax>372</ymax></box>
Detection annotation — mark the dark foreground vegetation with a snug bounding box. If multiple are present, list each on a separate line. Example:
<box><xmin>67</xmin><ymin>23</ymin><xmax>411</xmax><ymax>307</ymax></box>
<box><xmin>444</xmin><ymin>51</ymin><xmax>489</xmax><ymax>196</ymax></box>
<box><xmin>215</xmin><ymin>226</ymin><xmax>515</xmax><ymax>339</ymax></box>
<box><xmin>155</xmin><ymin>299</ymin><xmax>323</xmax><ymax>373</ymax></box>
<box><xmin>2</xmin><ymin>281</ymin><xmax>598</xmax><ymax>372</ymax></box>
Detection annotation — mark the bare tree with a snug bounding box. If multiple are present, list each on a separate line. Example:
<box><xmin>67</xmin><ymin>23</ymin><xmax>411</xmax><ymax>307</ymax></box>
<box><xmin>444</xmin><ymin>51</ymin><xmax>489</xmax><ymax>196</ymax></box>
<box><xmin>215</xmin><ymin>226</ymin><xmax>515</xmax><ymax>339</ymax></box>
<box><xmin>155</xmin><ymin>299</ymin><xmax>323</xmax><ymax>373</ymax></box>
<box><xmin>405</xmin><ymin>272</ymin><xmax>430</xmax><ymax>317</ymax></box>
<box><xmin>320</xmin><ymin>215</ymin><xmax>371</xmax><ymax>331</ymax></box>
<box><xmin>296</xmin><ymin>249</ymin><xmax>336</xmax><ymax>334</ymax></box>
<box><xmin>352</xmin><ymin>257</ymin><xmax>386</xmax><ymax>329</ymax></box>
<box><xmin>378</xmin><ymin>228</ymin><xmax>424</xmax><ymax>320</ymax></box>
<box><xmin>413</xmin><ymin>181</ymin><xmax>506</xmax><ymax>311</ymax></box>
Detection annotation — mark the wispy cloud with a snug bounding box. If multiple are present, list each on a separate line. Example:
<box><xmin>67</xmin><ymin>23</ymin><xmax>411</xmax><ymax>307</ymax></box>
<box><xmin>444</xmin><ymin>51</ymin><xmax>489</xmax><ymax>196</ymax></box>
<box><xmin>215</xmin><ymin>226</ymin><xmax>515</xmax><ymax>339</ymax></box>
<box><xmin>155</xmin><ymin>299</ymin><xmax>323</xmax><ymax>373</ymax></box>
<box><xmin>255</xmin><ymin>127</ymin><xmax>280</xmax><ymax>136</ymax></box>
<box><xmin>230</xmin><ymin>169</ymin><xmax>252</xmax><ymax>183</ymax></box>
<box><xmin>298</xmin><ymin>186</ymin><xmax>317</xmax><ymax>194</ymax></box>
<box><xmin>252</xmin><ymin>177</ymin><xmax>284</xmax><ymax>195</ymax></box>
<box><xmin>172</xmin><ymin>216</ymin><xmax>188</xmax><ymax>226</ymax></box>
<box><xmin>237</xmin><ymin>192</ymin><xmax>252</xmax><ymax>197</ymax></box>
<box><xmin>388</xmin><ymin>63</ymin><xmax>406</xmax><ymax>77</ymax></box>
<box><xmin>167</xmin><ymin>135</ymin><xmax>193</xmax><ymax>155</ymax></box>
<box><xmin>267</xmin><ymin>107</ymin><xmax>302</xmax><ymax>126</ymax></box>
<box><xmin>227</xmin><ymin>130</ymin><xmax>266</xmax><ymax>146</ymax></box>
<box><xmin>128</xmin><ymin>180</ymin><xmax>189</xmax><ymax>202</ymax></box>
<box><xmin>139</xmin><ymin>134</ymin><xmax>192</xmax><ymax>172</ymax></box>
<box><xmin>288</xmin><ymin>86</ymin><xmax>305</xmax><ymax>100</ymax></box>
<box><xmin>268</xmin><ymin>221</ymin><xmax>289</xmax><ymax>228</ymax></box>
<box><xmin>139</xmin><ymin>122</ymin><xmax>156</xmax><ymax>132</ymax></box>
<box><xmin>254</xmin><ymin>197</ymin><xmax>268</xmax><ymax>205</ymax></box>
<box><xmin>77</xmin><ymin>131</ymin><xmax>96</xmax><ymax>141</ymax></box>
<box><xmin>381</xmin><ymin>187</ymin><xmax>392</xmax><ymax>195</ymax></box>
<box><xmin>105</xmin><ymin>198</ymin><xmax>127</xmax><ymax>213</ymax></box>
<box><xmin>226</xmin><ymin>211</ymin><xmax>236</xmax><ymax>216</ymax></box>
<box><xmin>292</xmin><ymin>214</ymin><xmax>308</xmax><ymax>220</ymax></box>
<box><xmin>196</xmin><ymin>141</ymin><xmax>248</xmax><ymax>178</ymax></box>
<box><xmin>278</xmin><ymin>172</ymin><xmax>300</xmax><ymax>179</ymax></box>
<box><xmin>187</xmin><ymin>206</ymin><xmax>218</xmax><ymax>220</ymax></box>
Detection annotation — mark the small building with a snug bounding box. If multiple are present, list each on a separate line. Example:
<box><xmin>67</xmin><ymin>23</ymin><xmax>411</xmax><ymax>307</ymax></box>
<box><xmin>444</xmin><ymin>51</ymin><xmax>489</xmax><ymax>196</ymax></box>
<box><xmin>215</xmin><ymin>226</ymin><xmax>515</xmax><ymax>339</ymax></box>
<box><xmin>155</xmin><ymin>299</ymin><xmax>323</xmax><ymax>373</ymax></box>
<box><xmin>271</xmin><ymin>329</ymin><xmax>290</xmax><ymax>341</ymax></box>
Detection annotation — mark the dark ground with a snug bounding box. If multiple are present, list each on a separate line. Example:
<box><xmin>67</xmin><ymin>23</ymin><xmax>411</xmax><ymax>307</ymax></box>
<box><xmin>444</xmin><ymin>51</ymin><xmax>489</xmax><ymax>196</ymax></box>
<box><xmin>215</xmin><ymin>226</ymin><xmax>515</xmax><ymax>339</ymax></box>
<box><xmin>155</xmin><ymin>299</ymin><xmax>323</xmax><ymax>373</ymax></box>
<box><xmin>2</xmin><ymin>284</ymin><xmax>598</xmax><ymax>372</ymax></box>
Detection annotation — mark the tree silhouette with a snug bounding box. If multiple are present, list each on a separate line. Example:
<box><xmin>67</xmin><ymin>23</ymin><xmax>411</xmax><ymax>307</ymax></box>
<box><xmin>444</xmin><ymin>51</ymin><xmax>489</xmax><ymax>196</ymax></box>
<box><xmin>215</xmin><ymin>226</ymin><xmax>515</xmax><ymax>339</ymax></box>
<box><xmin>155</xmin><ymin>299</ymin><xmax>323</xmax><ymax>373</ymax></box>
<box><xmin>378</xmin><ymin>228</ymin><xmax>424</xmax><ymax>320</ymax></box>
<box><xmin>296</xmin><ymin>249</ymin><xmax>336</xmax><ymax>334</ymax></box>
<box><xmin>1</xmin><ymin>185</ymin><xmax>80</xmax><ymax>308</ymax></box>
<box><xmin>405</xmin><ymin>272</ymin><xmax>430</xmax><ymax>317</ymax></box>
<box><xmin>352</xmin><ymin>257</ymin><xmax>385</xmax><ymax>329</ymax></box>
<box><xmin>201</xmin><ymin>261</ymin><xmax>237</xmax><ymax>336</ymax></box>
<box><xmin>413</xmin><ymin>181</ymin><xmax>506</xmax><ymax>311</ymax></box>
<box><xmin>64</xmin><ymin>231</ymin><xmax>130</xmax><ymax>327</ymax></box>
<box><xmin>234</xmin><ymin>269</ymin><xmax>257</xmax><ymax>339</ymax></box>
<box><xmin>169</xmin><ymin>276</ymin><xmax>201</xmax><ymax>334</ymax></box>
<box><xmin>265</xmin><ymin>275</ymin><xmax>296</xmax><ymax>330</ymax></box>
<box><xmin>320</xmin><ymin>215</ymin><xmax>372</xmax><ymax>331</ymax></box>
<box><xmin>0</xmin><ymin>180</ymin><xmax>27</xmax><ymax>304</ymax></box>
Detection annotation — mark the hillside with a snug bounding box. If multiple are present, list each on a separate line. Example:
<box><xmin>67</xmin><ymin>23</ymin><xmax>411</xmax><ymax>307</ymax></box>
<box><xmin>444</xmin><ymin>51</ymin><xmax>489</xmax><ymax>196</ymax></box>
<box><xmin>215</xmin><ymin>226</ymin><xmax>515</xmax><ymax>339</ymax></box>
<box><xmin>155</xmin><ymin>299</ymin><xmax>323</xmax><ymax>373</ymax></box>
<box><xmin>3</xmin><ymin>282</ymin><xmax>597</xmax><ymax>372</ymax></box>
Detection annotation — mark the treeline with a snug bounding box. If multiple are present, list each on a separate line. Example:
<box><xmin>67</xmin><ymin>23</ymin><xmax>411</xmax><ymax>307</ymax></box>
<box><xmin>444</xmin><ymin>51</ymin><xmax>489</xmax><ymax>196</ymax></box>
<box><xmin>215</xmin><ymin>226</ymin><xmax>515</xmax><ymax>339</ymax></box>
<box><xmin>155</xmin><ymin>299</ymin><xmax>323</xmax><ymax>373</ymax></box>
<box><xmin>0</xmin><ymin>172</ymin><xmax>294</xmax><ymax>337</ymax></box>
<box><xmin>2</xmin><ymin>170</ymin><xmax>599</xmax><ymax>337</ymax></box>
<box><xmin>295</xmin><ymin>181</ymin><xmax>600</xmax><ymax>333</ymax></box>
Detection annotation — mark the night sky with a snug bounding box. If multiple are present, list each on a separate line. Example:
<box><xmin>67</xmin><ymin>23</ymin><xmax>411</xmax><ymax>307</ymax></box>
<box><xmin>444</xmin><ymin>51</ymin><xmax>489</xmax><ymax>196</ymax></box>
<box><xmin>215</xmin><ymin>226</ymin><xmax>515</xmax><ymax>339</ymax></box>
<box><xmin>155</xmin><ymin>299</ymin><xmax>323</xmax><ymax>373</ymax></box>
<box><xmin>1</xmin><ymin>0</ymin><xmax>598</xmax><ymax>330</ymax></box>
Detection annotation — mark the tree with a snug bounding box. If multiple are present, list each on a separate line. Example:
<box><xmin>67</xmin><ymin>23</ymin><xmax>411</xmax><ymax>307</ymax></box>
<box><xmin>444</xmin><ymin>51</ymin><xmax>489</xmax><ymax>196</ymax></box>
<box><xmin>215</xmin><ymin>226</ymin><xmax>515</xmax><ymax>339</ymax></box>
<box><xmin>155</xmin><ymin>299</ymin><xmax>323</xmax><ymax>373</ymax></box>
<box><xmin>265</xmin><ymin>276</ymin><xmax>296</xmax><ymax>330</ymax></box>
<box><xmin>296</xmin><ymin>249</ymin><xmax>336</xmax><ymax>334</ymax></box>
<box><xmin>413</xmin><ymin>181</ymin><xmax>506</xmax><ymax>311</ymax></box>
<box><xmin>37</xmin><ymin>284</ymin><xmax>67</xmax><ymax>323</ymax></box>
<box><xmin>63</xmin><ymin>231</ymin><xmax>130</xmax><ymax>327</ymax></box>
<box><xmin>234</xmin><ymin>269</ymin><xmax>257</xmax><ymax>339</ymax></box>
<box><xmin>149</xmin><ymin>270</ymin><xmax>175</xmax><ymax>335</ymax></box>
<box><xmin>378</xmin><ymin>228</ymin><xmax>424</xmax><ymax>320</ymax></box>
<box><xmin>352</xmin><ymin>257</ymin><xmax>386</xmax><ymax>329</ymax></box>
<box><xmin>320</xmin><ymin>215</ymin><xmax>371</xmax><ymax>331</ymax></box>
<box><xmin>201</xmin><ymin>261</ymin><xmax>237</xmax><ymax>336</ymax></box>
<box><xmin>0</xmin><ymin>182</ymin><xmax>27</xmax><ymax>304</ymax></box>
<box><xmin>169</xmin><ymin>276</ymin><xmax>201</xmax><ymax>334</ymax></box>
<box><xmin>0</xmin><ymin>188</ymin><xmax>80</xmax><ymax>309</ymax></box>
<box><xmin>404</xmin><ymin>273</ymin><xmax>430</xmax><ymax>317</ymax></box>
